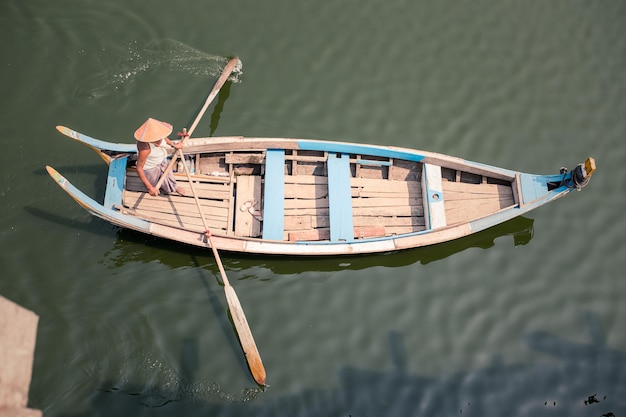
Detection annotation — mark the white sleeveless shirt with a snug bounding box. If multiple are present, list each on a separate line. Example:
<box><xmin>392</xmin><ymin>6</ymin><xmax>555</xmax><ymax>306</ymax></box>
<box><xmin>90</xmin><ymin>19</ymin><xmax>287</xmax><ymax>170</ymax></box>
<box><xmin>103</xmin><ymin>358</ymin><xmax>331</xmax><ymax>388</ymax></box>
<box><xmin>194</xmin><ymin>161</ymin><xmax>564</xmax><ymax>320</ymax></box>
<box><xmin>143</xmin><ymin>140</ymin><xmax>168</xmax><ymax>170</ymax></box>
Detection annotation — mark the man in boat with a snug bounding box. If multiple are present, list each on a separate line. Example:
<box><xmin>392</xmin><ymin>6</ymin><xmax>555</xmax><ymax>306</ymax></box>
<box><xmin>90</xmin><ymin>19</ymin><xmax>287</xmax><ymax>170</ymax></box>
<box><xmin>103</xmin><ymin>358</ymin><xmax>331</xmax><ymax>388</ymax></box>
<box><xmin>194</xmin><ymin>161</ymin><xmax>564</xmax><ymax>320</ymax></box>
<box><xmin>134</xmin><ymin>117</ymin><xmax>187</xmax><ymax>196</ymax></box>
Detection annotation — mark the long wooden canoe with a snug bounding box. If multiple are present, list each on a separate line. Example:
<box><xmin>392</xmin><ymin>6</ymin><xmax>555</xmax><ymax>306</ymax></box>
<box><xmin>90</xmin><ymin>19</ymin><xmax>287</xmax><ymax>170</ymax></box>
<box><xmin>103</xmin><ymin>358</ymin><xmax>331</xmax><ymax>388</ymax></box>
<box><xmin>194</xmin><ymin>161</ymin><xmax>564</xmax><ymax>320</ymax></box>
<box><xmin>47</xmin><ymin>126</ymin><xmax>595</xmax><ymax>256</ymax></box>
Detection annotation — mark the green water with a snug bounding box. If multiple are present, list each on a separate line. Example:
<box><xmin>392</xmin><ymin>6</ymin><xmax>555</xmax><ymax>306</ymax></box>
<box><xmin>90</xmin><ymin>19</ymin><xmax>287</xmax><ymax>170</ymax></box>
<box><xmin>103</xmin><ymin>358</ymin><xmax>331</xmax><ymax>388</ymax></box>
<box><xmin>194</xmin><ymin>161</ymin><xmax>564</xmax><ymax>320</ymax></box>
<box><xmin>1</xmin><ymin>0</ymin><xmax>625</xmax><ymax>416</ymax></box>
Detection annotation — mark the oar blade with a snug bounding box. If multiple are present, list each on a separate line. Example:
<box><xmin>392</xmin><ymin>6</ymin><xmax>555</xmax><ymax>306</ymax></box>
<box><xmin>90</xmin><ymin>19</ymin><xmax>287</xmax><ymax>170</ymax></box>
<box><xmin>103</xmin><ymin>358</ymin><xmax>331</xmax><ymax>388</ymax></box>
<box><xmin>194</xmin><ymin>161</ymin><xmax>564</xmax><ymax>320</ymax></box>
<box><xmin>187</xmin><ymin>56</ymin><xmax>241</xmax><ymax>136</ymax></box>
<box><xmin>224</xmin><ymin>285</ymin><xmax>267</xmax><ymax>386</ymax></box>
<box><xmin>156</xmin><ymin>56</ymin><xmax>242</xmax><ymax>189</ymax></box>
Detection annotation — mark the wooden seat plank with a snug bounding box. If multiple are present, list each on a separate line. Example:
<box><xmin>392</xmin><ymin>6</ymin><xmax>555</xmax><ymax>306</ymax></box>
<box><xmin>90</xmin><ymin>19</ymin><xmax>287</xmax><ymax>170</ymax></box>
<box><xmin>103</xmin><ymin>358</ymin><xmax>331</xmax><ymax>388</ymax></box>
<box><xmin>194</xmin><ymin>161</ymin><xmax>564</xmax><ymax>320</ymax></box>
<box><xmin>234</xmin><ymin>176</ymin><xmax>262</xmax><ymax>237</ymax></box>
<box><xmin>422</xmin><ymin>164</ymin><xmax>447</xmax><ymax>229</ymax></box>
<box><xmin>262</xmin><ymin>150</ymin><xmax>285</xmax><ymax>240</ymax></box>
<box><xmin>327</xmin><ymin>153</ymin><xmax>354</xmax><ymax>242</ymax></box>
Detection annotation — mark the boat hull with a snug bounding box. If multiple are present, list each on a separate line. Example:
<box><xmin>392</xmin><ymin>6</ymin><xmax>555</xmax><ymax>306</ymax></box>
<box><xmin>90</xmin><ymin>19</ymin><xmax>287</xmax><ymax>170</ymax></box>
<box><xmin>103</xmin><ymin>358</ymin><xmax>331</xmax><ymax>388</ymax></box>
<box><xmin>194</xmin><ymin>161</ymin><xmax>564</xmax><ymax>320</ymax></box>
<box><xmin>47</xmin><ymin>127</ymin><xmax>592</xmax><ymax>256</ymax></box>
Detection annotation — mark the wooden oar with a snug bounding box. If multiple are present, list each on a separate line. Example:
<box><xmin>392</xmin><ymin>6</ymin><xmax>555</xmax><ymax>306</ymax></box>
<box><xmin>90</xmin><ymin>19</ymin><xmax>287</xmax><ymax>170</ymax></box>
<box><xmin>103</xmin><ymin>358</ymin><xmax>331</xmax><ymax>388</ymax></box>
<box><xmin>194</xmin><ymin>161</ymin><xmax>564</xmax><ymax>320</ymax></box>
<box><xmin>155</xmin><ymin>57</ymin><xmax>240</xmax><ymax>190</ymax></box>
<box><xmin>176</xmin><ymin>148</ymin><xmax>267</xmax><ymax>386</ymax></box>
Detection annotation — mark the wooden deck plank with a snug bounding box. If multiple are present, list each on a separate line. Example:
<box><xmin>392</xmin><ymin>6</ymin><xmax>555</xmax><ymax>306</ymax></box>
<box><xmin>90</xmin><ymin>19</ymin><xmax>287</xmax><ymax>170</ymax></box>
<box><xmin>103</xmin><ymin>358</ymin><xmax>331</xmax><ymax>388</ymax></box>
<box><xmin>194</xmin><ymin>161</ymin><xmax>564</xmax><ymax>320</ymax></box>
<box><xmin>225</xmin><ymin>170</ymin><xmax>236</xmax><ymax>235</ymax></box>
<box><xmin>352</xmin><ymin>205</ymin><xmax>424</xmax><ymax>217</ymax></box>
<box><xmin>122</xmin><ymin>208</ymin><xmax>228</xmax><ymax>232</ymax></box>
<box><xmin>352</xmin><ymin>215</ymin><xmax>425</xmax><ymax>228</ymax></box>
<box><xmin>284</xmin><ymin>175</ymin><xmax>328</xmax><ymax>185</ymax></box>
<box><xmin>442</xmin><ymin>181</ymin><xmax>513</xmax><ymax>199</ymax></box>
<box><xmin>126</xmin><ymin>206</ymin><xmax>227</xmax><ymax>226</ymax></box>
<box><xmin>284</xmin><ymin>207</ymin><xmax>330</xmax><ymax>216</ymax></box>
<box><xmin>127</xmin><ymin>169</ymin><xmax>232</xmax><ymax>185</ymax></box>
<box><xmin>284</xmin><ymin>197</ymin><xmax>329</xmax><ymax>210</ymax></box>
<box><xmin>350</xmin><ymin>177</ymin><xmax>421</xmax><ymax>193</ymax></box>
<box><xmin>288</xmin><ymin>226</ymin><xmax>386</xmax><ymax>242</ymax></box>
<box><xmin>225</xmin><ymin>153</ymin><xmax>265</xmax><ymax>164</ymax></box>
<box><xmin>284</xmin><ymin>214</ymin><xmax>330</xmax><ymax>230</ymax></box>
<box><xmin>283</xmin><ymin>213</ymin><xmax>424</xmax><ymax>231</ymax></box>
<box><xmin>123</xmin><ymin>191</ymin><xmax>229</xmax><ymax>212</ymax></box>
<box><xmin>284</xmin><ymin>183</ymin><xmax>328</xmax><ymax>199</ymax></box>
<box><xmin>351</xmin><ymin>196</ymin><xmax>422</xmax><ymax>208</ymax></box>
<box><xmin>445</xmin><ymin>199</ymin><xmax>516</xmax><ymax>225</ymax></box>
<box><xmin>234</xmin><ymin>176</ymin><xmax>262</xmax><ymax>237</ymax></box>
<box><xmin>442</xmin><ymin>181</ymin><xmax>514</xmax><ymax>225</ymax></box>
<box><xmin>385</xmin><ymin>225</ymin><xmax>427</xmax><ymax>235</ymax></box>
<box><xmin>126</xmin><ymin>172</ymin><xmax>231</xmax><ymax>200</ymax></box>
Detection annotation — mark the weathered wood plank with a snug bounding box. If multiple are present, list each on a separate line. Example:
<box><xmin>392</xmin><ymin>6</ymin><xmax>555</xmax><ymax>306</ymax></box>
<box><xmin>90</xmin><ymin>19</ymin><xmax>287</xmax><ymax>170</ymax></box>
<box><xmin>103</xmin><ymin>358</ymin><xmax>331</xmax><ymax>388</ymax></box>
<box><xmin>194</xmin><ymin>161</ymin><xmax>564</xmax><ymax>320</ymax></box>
<box><xmin>283</xmin><ymin>213</ymin><xmax>425</xmax><ymax>231</ymax></box>
<box><xmin>284</xmin><ymin>175</ymin><xmax>328</xmax><ymax>185</ymax></box>
<box><xmin>385</xmin><ymin>225</ymin><xmax>427</xmax><ymax>235</ymax></box>
<box><xmin>126</xmin><ymin>172</ymin><xmax>231</xmax><ymax>200</ymax></box>
<box><xmin>288</xmin><ymin>228</ymin><xmax>330</xmax><ymax>241</ymax></box>
<box><xmin>445</xmin><ymin>198</ymin><xmax>516</xmax><ymax>225</ymax></box>
<box><xmin>353</xmin><ymin>226</ymin><xmax>386</xmax><ymax>238</ymax></box>
<box><xmin>120</xmin><ymin>207</ymin><xmax>228</xmax><ymax>232</ymax></box>
<box><xmin>444</xmin><ymin>196</ymin><xmax>515</xmax><ymax>212</ymax></box>
<box><xmin>123</xmin><ymin>191</ymin><xmax>229</xmax><ymax>212</ymax></box>
<box><xmin>127</xmin><ymin>169</ymin><xmax>231</xmax><ymax>184</ymax></box>
<box><xmin>352</xmin><ymin>189</ymin><xmax>422</xmax><ymax>198</ymax></box>
<box><xmin>284</xmin><ymin>215</ymin><xmax>312</xmax><ymax>231</ymax></box>
<box><xmin>225</xmin><ymin>153</ymin><xmax>265</xmax><ymax>164</ymax></box>
<box><xmin>288</xmin><ymin>226</ymin><xmax>386</xmax><ymax>241</ymax></box>
<box><xmin>284</xmin><ymin>214</ymin><xmax>330</xmax><ymax>230</ymax></box>
<box><xmin>122</xmin><ymin>200</ymin><xmax>229</xmax><ymax>222</ymax></box>
<box><xmin>442</xmin><ymin>181</ymin><xmax>512</xmax><ymax>198</ymax></box>
<box><xmin>234</xmin><ymin>176</ymin><xmax>262</xmax><ymax>237</ymax></box>
<box><xmin>284</xmin><ymin>207</ymin><xmax>330</xmax><ymax>216</ymax></box>
<box><xmin>284</xmin><ymin>197</ymin><xmax>330</xmax><ymax>210</ymax></box>
<box><xmin>351</xmin><ymin>177</ymin><xmax>420</xmax><ymax>191</ymax></box>
<box><xmin>351</xmin><ymin>196</ymin><xmax>422</xmax><ymax>208</ymax></box>
<box><xmin>284</xmin><ymin>154</ymin><xmax>327</xmax><ymax>163</ymax></box>
<box><xmin>352</xmin><ymin>215</ymin><xmax>425</xmax><ymax>228</ymax></box>
<box><xmin>284</xmin><ymin>183</ymin><xmax>327</xmax><ymax>199</ymax></box>
<box><xmin>225</xmin><ymin>170</ymin><xmax>236</xmax><ymax>235</ymax></box>
<box><xmin>352</xmin><ymin>205</ymin><xmax>425</xmax><ymax>217</ymax></box>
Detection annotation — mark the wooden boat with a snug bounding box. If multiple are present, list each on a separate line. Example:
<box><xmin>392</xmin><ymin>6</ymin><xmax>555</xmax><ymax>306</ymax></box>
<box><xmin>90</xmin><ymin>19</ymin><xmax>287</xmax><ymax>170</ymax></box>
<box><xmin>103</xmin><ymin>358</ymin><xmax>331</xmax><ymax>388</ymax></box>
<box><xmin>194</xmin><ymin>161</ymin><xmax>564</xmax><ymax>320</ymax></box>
<box><xmin>46</xmin><ymin>126</ymin><xmax>595</xmax><ymax>256</ymax></box>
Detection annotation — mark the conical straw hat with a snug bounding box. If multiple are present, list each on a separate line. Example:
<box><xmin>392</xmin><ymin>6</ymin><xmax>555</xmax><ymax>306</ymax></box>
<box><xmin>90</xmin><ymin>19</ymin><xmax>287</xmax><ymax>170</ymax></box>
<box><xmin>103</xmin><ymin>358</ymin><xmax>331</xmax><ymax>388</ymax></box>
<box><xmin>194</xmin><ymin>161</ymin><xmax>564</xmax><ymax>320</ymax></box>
<box><xmin>134</xmin><ymin>118</ymin><xmax>173</xmax><ymax>142</ymax></box>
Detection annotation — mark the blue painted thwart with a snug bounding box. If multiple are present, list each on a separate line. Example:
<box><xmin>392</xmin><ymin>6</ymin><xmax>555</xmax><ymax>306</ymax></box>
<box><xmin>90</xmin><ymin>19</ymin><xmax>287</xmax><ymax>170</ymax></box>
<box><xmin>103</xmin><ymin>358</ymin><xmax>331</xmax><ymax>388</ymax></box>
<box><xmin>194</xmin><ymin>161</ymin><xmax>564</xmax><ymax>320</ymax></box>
<box><xmin>262</xmin><ymin>149</ymin><xmax>286</xmax><ymax>240</ymax></box>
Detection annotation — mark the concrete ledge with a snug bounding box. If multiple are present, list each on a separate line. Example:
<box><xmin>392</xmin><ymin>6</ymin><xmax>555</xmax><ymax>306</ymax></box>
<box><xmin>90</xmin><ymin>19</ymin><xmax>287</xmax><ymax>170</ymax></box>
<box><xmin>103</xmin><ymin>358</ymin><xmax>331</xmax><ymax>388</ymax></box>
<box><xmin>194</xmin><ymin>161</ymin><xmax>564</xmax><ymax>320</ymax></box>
<box><xmin>0</xmin><ymin>296</ymin><xmax>41</xmax><ymax>416</ymax></box>
<box><xmin>0</xmin><ymin>407</ymin><xmax>42</xmax><ymax>417</ymax></box>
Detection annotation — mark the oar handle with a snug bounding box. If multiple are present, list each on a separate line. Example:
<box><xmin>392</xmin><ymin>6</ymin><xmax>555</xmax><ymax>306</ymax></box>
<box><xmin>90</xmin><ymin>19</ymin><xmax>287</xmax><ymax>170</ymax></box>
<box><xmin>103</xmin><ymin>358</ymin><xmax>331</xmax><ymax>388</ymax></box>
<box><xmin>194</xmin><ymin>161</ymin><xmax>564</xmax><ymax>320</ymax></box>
<box><xmin>154</xmin><ymin>129</ymin><xmax>189</xmax><ymax>190</ymax></box>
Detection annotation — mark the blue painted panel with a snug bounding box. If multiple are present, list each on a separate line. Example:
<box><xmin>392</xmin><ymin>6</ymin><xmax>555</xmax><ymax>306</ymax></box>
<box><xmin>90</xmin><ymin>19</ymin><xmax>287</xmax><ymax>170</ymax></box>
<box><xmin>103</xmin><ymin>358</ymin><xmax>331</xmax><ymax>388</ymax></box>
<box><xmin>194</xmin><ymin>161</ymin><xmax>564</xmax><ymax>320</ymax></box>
<box><xmin>262</xmin><ymin>150</ymin><xmax>285</xmax><ymax>240</ymax></box>
<box><xmin>104</xmin><ymin>157</ymin><xmax>127</xmax><ymax>209</ymax></box>
<box><xmin>327</xmin><ymin>153</ymin><xmax>354</xmax><ymax>242</ymax></box>
<box><xmin>297</xmin><ymin>140</ymin><xmax>425</xmax><ymax>163</ymax></box>
<box><xmin>520</xmin><ymin>173</ymin><xmax>548</xmax><ymax>205</ymax></box>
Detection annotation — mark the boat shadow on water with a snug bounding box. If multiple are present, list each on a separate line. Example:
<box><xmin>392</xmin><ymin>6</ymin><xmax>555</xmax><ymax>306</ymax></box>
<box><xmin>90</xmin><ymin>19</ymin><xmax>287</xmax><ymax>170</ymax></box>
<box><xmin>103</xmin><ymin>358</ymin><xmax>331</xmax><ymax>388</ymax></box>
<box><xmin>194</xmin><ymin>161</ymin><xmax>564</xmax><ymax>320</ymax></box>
<box><xmin>101</xmin><ymin>215</ymin><xmax>535</xmax><ymax>274</ymax></box>
<box><xmin>53</xmin><ymin>312</ymin><xmax>623</xmax><ymax>417</ymax></box>
<box><xmin>28</xmin><ymin>178</ymin><xmax>535</xmax><ymax>273</ymax></box>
